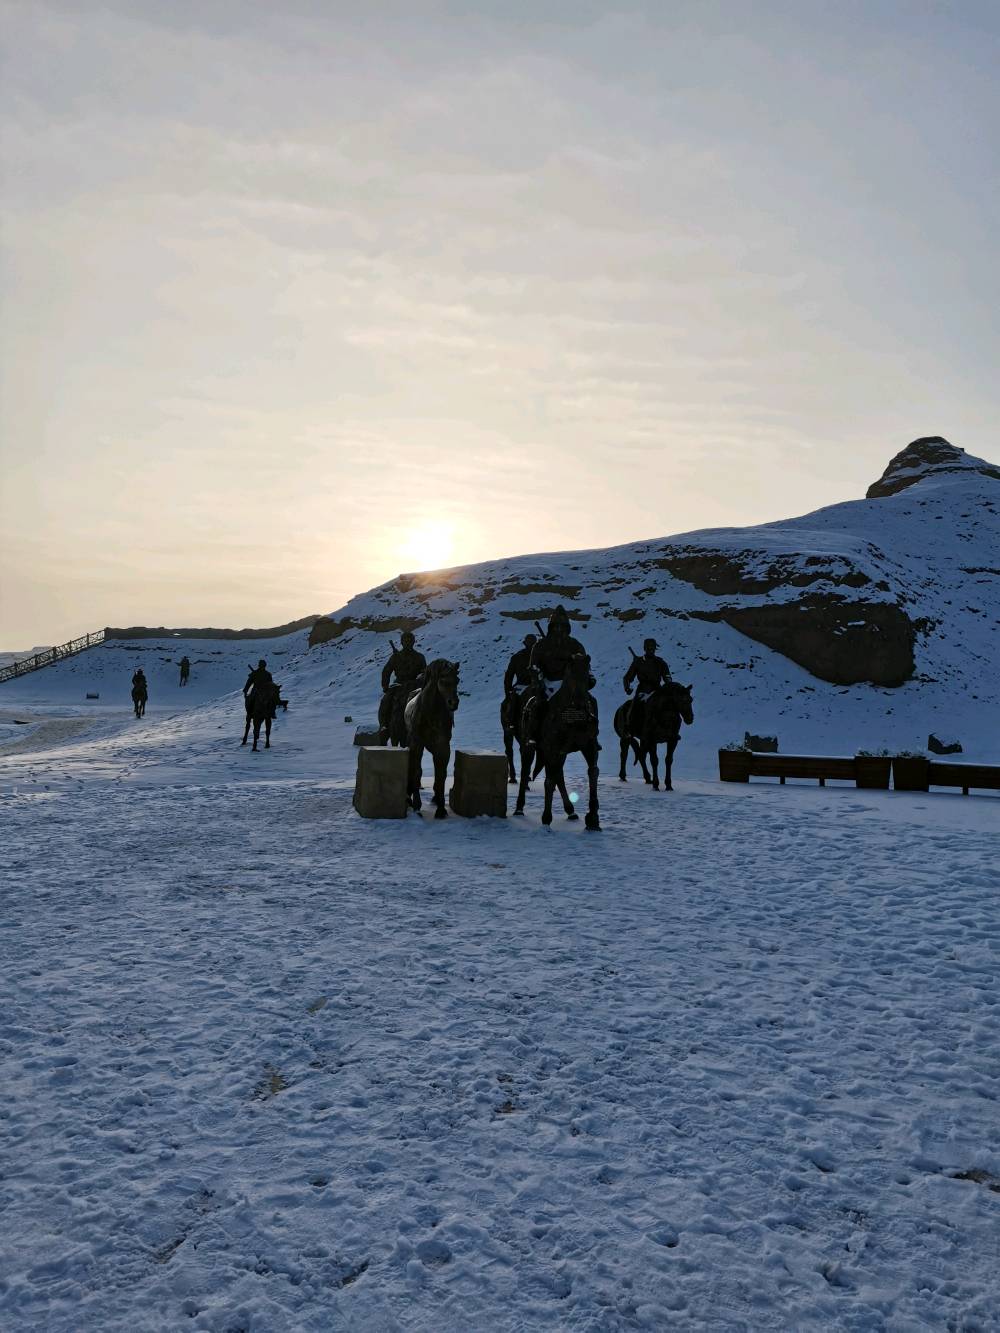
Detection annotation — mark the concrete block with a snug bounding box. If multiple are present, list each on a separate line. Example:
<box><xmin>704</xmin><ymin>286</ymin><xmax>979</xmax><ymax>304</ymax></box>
<box><xmin>449</xmin><ymin>749</ymin><xmax>508</xmax><ymax>818</ymax></box>
<box><xmin>353</xmin><ymin>723</ymin><xmax>382</xmax><ymax>746</ymax></box>
<box><xmin>353</xmin><ymin>746</ymin><xmax>409</xmax><ymax>818</ymax></box>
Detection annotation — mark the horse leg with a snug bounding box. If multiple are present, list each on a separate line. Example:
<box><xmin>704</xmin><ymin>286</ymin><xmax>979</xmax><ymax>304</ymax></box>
<box><xmin>264</xmin><ymin>717</ymin><xmax>271</xmax><ymax>749</ymax></box>
<box><xmin>433</xmin><ymin>746</ymin><xmax>448</xmax><ymax>819</ymax></box>
<box><xmin>242</xmin><ymin>711</ymin><xmax>251</xmax><ymax>745</ymax></box>
<box><xmin>408</xmin><ymin>744</ymin><xmax>423</xmax><ymax>812</ymax></box>
<box><xmin>252</xmin><ymin>717</ymin><xmax>261</xmax><ymax>751</ymax></box>
<box><xmin>638</xmin><ymin>738</ymin><xmax>652</xmax><ymax>784</ymax></box>
<box><xmin>557</xmin><ymin>768</ymin><xmax>577</xmax><ymax>819</ymax></box>
<box><xmin>541</xmin><ymin>759</ymin><xmax>558</xmax><ymax>827</ymax></box>
<box><xmin>618</xmin><ymin>729</ymin><xmax>629</xmax><ymax>781</ymax></box>
<box><xmin>649</xmin><ymin>741</ymin><xmax>661</xmax><ymax>790</ymax></box>
<box><xmin>514</xmin><ymin>740</ymin><xmax>533</xmax><ymax>815</ymax></box>
<box><xmin>503</xmin><ymin>722</ymin><xmax>516</xmax><ymax>783</ymax></box>
<box><xmin>664</xmin><ymin>736</ymin><xmax>678</xmax><ymax>791</ymax></box>
<box><xmin>584</xmin><ymin>743</ymin><xmax>601</xmax><ymax>831</ymax></box>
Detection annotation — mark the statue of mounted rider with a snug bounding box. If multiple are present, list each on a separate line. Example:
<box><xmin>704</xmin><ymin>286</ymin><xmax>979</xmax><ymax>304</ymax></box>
<box><xmin>242</xmin><ymin>658</ymin><xmax>283</xmax><ymax>750</ymax></box>
<box><xmin>131</xmin><ymin>668</ymin><xmax>148</xmax><ymax>718</ymax></box>
<box><xmin>378</xmin><ymin>631</ymin><xmax>427</xmax><ymax>747</ymax></box>
<box><xmin>500</xmin><ymin>632</ymin><xmax>536</xmax><ymax>782</ymax></box>
<box><xmin>513</xmin><ymin>606</ymin><xmax>601</xmax><ymax>829</ymax></box>
<box><xmin>614</xmin><ymin>638</ymin><xmax>694</xmax><ymax>790</ymax></box>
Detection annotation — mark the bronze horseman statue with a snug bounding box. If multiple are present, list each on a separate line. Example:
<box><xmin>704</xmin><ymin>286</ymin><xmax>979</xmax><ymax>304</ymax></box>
<box><xmin>379</xmin><ymin>630</ymin><xmax>427</xmax><ymax>747</ymax></box>
<box><xmin>514</xmin><ymin>606</ymin><xmax>601</xmax><ymax>830</ymax></box>
<box><xmin>614</xmin><ymin>639</ymin><xmax>694</xmax><ymax>790</ymax></box>
<box><xmin>500</xmin><ymin>632</ymin><xmax>536</xmax><ymax>782</ymax></box>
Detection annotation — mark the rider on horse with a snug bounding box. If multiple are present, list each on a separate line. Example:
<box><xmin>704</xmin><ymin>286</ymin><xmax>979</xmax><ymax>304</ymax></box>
<box><xmin>379</xmin><ymin>632</ymin><xmax>427</xmax><ymax>735</ymax></box>
<box><xmin>131</xmin><ymin>668</ymin><xmax>147</xmax><ymax>692</ymax></box>
<box><xmin>623</xmin><ymin>638</ymin><xmax>672</xmax><ymax>735</ymax></box>
<box><xmin>179</xmin><ymin>655</ymin><xmax>190</xmax><ymax>686</ymax></box>
<box><xmin>529</xmin><ymin>607</ymin><xmax>594</xmax><ymax>700</ymax></box>
<box><xmin>244</xmin><ymin>659</ymin><xmax>275</xmax><ymax>711</ymax></box>
<box><xmin>503</xmin><ymin>632</ymin><xmax>536</xmax><ymax>722</ymax></box>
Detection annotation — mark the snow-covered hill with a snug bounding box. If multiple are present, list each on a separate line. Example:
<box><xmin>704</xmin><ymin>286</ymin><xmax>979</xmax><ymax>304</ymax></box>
<box><xmin>3</xmin><ymin>437</ymin><xmax>997</xmax><ymax>772</ymax></box>
<box><xmin>306</xmin><ymin>435</ymin><xmax>1000</xmax><ymax>766</ymax></box>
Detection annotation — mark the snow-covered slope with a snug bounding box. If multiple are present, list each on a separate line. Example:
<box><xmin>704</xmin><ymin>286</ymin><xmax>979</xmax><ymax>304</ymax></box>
<box><xmin>305</xmin><ymin>437</ymin><xmax>1000</xmax><ymax>766</ymax></box>
<box><xmin>4</xmin><ymin>438</ymin><xmax>997</xmax><ymax>772</ymax></box>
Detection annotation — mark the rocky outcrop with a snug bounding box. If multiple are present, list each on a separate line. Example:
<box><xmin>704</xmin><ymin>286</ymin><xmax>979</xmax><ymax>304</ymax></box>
<box><xmin>308</xmin><ymin>614</ymin><xmax>427</xmax><ymax>646</ymax></box>
<box><xmin>867</xmin><ymin>437</ymin><xmax>1000</xmax><ymax>499</ymax></box>
<box><xmin>105</xmin><ymin>615</ymin><xmax>321</xmax><ymax>641</ymax></box>
<box><xmin>651</xmin><ymin>549</ymin><xmax>871</xmax><ymax>595</ymax></box>
<box><xmin>691</xmin><ymin>597</ymin><xmax>916</xmax><ymax>686</ymax></box>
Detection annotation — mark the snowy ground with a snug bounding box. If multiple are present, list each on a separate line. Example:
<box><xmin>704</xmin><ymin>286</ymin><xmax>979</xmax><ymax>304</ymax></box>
<box><xmin>2</xmin><ymin>648</ymin><xmax>998</xmax><ymax>1331</ymax></box>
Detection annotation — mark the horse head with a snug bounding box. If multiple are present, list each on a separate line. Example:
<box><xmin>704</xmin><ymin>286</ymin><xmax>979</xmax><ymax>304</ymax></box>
<box><xmin>561</xmin><ymin>652</ymin><xmax>593</xmax><ymax>698</ymax></box>
<box><xmin>426</xmin><ymin>658</ymin><xmax>460</xmax><ymax>712</ymax></box>
<box><xmin>670</xmin><ymin>681</ymin><xmax>694</xmax><ymax>726</ymax></box>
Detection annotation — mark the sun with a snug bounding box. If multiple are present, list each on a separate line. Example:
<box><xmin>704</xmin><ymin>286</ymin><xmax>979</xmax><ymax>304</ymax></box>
<box><xmin>396</xmin><ymin>521</ymin><xmax>456</xmax><ymax>573</ymax></box>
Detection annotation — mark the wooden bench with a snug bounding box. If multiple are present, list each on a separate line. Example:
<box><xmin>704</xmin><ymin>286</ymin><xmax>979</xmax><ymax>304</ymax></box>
<box><xmin>720</xmin><ymin>751</ymin><xmax>858</xmax><ymax>786</ymax></box>
<box><xmin>927</xmin><ymin>761</ymin><xmax>1000</xmax><ymax>797</ymax></box>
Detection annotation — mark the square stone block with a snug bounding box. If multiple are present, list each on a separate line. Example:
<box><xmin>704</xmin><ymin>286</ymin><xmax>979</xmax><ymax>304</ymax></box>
<box><xmin>353</xmin><ymin>723</ymin><xmax>382</xmax><ymax>746</ymax></box>
<box><xmin>449</xmin><ymin>749</ymin><xmax>508</xmax><ymax>818</ymax></box>
<box><xmin>353</xmin><ymin>746</ymin><xmax>409</xmax><ymax>819</ymax></box>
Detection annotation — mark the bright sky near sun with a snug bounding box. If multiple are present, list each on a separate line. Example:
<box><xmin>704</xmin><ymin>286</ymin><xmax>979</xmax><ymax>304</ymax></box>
<box><xmin>1</xmin><ymin>0</ymin><xmax>998</xmax><ymax>645</ymax></box>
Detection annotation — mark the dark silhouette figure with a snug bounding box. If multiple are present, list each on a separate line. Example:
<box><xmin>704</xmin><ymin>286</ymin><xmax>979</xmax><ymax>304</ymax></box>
<box><xmin>500</xmin><ymin>633</ymin><xmax>537</xmax><ymax>782</ymax></box>
<box><xmin>178</xmin><ymin>656</ymin><xmax>190</xmax><ymax>686</ymax></box>
<box><xmin>515</xmin><ymin>651</ymin><xmax>600</xmax><ymax>829</ymax></box>
<box><xmin>622</xmin><ymin>639</ymin><xmax>672</xmax><ymax>738</ymax></box>
<box><xmin>614</xmin><ymin>680</ymin><xmax>694</xmax><ymax>790</ymax></box>
<box><xmin>379</xmin><ymin>631</ymin><xmax>427</xmax><ymax>746</ymax></box>
<box><xmin>529</xmin><ymin>606</ymin><xmax>590</xmax><ymax>695</ymax></box>
<box><xmin>243</xmin><ymin>680</ymin><xmax>281</xmax><ymax>751</ymax></box>
<box><xmin>242</xmin><ymin>659</ymin><xmax>274</xmax><ymax>744</ymax></box>
<box><xmin>405</xmin><ymin>659</ymin><xmax>460</xmax><ymax>819</ymax></box>
<box><xmin>131</xmin><ymin>669</ymin><xmax>147</xmax><ymax>718</ymax></box>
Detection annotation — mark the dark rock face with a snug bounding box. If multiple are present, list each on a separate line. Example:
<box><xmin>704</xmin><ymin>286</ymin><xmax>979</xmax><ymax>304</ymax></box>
<box><xmin>650</xmin><ymin>549</ymin><xmax>870</xmax><ymax>595</ymax></box>
<box><xmin>308</xmin><ymin>614</ymin><xmax>427</xmax><ymax>646</ymax></box>
<box><xmin>866</xmin><ymin>437</ymin><xmax>1000</xmax><ymax>498</ymax></box>
<box><xmin>692</xmin><ymin>597</ymin><xmax>916</xmax><ymax>686</ymax></box>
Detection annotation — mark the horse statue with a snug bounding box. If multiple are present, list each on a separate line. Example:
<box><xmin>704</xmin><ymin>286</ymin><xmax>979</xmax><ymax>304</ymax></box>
<box><xmin>514</xmin><ymin>653</ymin><xmax>601</xmax><ymax>830</ymax></box>
<box><xmin>131</xmin><ymin>682</ymin><xmax>147</xmax><ymax>718</ymax></box>
<box><xmin>242</xmin><ymin>680</ymin><xmax>281</xmax><ymax>752</ymax></box>
<box><xmin>404</xmin><ymin>659</ymin><xmax>460</xmax><ymax>818</ymax></box>
<box><xmin>614</xmin><ymin>680</ymin><xmax>694</xmax><ymax>790</ymax></box>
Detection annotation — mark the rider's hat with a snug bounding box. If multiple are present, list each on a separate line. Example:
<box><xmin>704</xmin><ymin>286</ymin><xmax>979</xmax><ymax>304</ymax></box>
<box><xmin>400</xmin><ymin>629</ymin><xmax>415</xmax><ymax>644</ymax></box>
<box><xmin>523</xmin><ymin>632</ymin><xmax>537</xmax><ymax>646</ymax></box>
<box><xmin>643</xmin><ymin>638</ymin><xmax>658</xmax><ymax>649</ymax></box>
<box><xmin>257</xmin><ymin>659</ymin><xmax>266</xmax><ymax>668</ymax></box>
<box><xmin>549</xmin><ymin>605</ymin><xmax>571</xmax><ymax>631</ymax></box>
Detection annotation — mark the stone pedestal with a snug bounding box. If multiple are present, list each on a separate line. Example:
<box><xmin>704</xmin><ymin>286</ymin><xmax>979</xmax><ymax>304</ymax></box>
<box><xmin>449</xmin><ymin>750</ymin><xmax>508</xmax><ymax>818</ymax></box>
<box><xmin>353</xmin><ymin>746</ymin><xmax>409</xmax><ymax>818</ymax></box>
<box><xmin>353</xmin><ymin>723</ymin><xmax>382</xmax><ymax>746</ymax></box>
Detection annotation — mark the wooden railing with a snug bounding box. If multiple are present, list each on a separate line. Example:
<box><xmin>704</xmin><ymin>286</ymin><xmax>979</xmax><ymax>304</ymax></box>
<box><xmin>0</xmin><ymin>630</ymin><xmax>106</xmax><ymax>684</ymax></box>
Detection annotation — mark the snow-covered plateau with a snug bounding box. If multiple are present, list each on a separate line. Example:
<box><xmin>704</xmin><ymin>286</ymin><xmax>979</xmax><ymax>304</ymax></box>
<box><xmin>1</xmin><ymin>439</ymin><xmax>997</xmax><ymax>1331</ymax></box>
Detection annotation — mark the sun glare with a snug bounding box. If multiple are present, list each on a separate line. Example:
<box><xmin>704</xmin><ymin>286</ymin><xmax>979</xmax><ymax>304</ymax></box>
<box><xmin>396</xmin><ymin>521</ymin><xmax>456</xmax><ymax>573</ymax></box>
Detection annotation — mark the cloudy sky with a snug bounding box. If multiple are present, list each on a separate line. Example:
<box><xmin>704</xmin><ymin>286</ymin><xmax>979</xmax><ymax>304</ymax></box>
<box><xmin>2</xmin><ymin>0</ymin><xmax>998</xmax><ymax>645</ymax></box>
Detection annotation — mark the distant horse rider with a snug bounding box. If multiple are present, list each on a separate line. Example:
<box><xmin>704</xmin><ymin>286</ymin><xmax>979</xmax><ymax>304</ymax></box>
<box><xmin>529</xmin><ymin>606</ymin><xmax>594</xmax><ymax>701</ymax></box>
<box><xmin>179</xmin><ymin>655</ymin><xmax>190</xmax><ymax>687</ymax></box>
<box><xmin>131</xmin><ymin>667</ymin><xmax>148</xmax><ymax>717</ymax></box>
<box><xmin>379</xmin><ymin>631</ymin><xmax>426</xmax><ymax>740</ymax></box>
<box><xmin>623</xmin><ymin>638</ymin><xmax>672</xmax><ymax>735</ymax></box>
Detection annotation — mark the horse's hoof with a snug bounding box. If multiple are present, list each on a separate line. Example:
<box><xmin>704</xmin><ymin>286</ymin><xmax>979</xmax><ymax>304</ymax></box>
<box><xmin>541</xmin><ymin>813</ymin><xmax>553</xmax><ymax>827</ymax></box>
<box><xmin>434</xmin><ymin>807</ymin><xmax>447</xmax><ymax>820</ymax></box>
<box><xmin>513</xmin><ymin>809</ymin><xmax>525</xmax><ymax>817</ymax></box>
<box><xmin>664</xmin><ymin>785</ymin><xmax>673</xmax><ymax>792</ymax></box>
<box><xmin>643</xmin><ymin>777</ymin><xmax>652</xmax><ymax>785</ymax></box>
<box><xmin>618</xmin><ymin>775</ymin><xmax>627</xmax><ymax>782</ymax></box>
<box><xmin>567</xmin><ymin>812</ymin><xmax>579</xmax><ymax>822</ymax></box>
<box><xmin>585</xmin><ymin>821</ymin><xmax>601</xmax><ymax>832</ymax></box>
<box><xmin>652</xmin><ymin>781</ymin><xmax>659</xmax><ymax>791</ymax></box>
